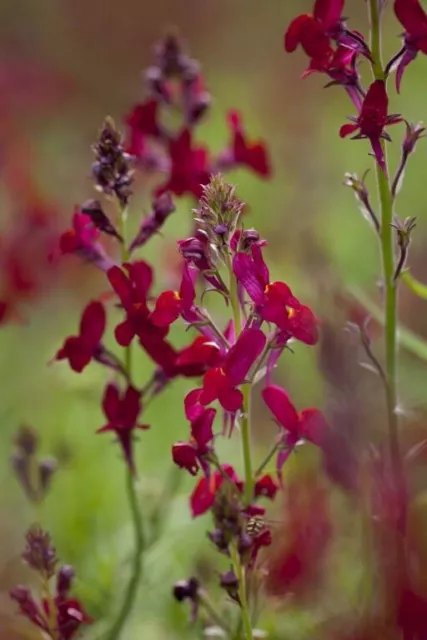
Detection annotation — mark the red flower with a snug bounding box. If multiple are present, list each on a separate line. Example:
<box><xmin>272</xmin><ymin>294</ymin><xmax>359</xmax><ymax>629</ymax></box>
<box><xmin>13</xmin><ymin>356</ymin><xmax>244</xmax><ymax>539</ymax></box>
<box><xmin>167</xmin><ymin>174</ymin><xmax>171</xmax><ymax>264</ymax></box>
<box><xmin>125</xmin><ymin>99</ymin><xmax>161</xmax><ymax>140</ymax></box>
<box><xmin>187</xmin><ymin>327</ymin><xmax>266</xmax><ymax>413</ymax></box>
<box><xmin>233</xmin><ymin>245</ymin><xmax>317</xmax><ymax>344</ymax></box>
<box><xmin>285</xmin><ymin>0</ymin><xmax>345</xmax><ymax>68</ymax></box>
<box><xmin>97</xmin><ymin>383</ymin><xmax>148</xmax><ymax>472</ymax></box>
<box><xmin>262</xmin><ymin>384</ymin><xmax>328</xmax><ymax>474</ymax></box>
<box><xmin>393</xmin><ymin>0</ymin><xmax>427</xmax><ymax>92</ymax></box>
<box><xmin>157</xmin><ymin>129</ymin><xmax>211</xmax><ymax>198</ymax></box>
<box><xmin>189</xmin><ymin>464</ymin><xmax>240</xmax><ymax>517</ymax></box>
<box><xmin>55</xmin><ymin>301</ymin><xmax>106</xmax><ymax>373</ymax></box>
<box><xmin>150</xmin><ymin>264</ymin><xmax>196</xmax><ymax>327</ymax></box>
<box><xmin>107</xmin><ymin>261</ymin><xmax>168</xmax><ymax>347</ymax></box>
<box><xmin>227</xmin><ymin>111</ymin><xmax>271</xmax><ymax>177</ymax></box>
<box><xmin>254</xmin><ymin>474</ymin><xmax>279</xmax><ymax>500</ymax></box>
<box><xmin>59</xmin><ymin>212</ymin><xmax>99</xmax><ymax>254</ymax></box>
<box><xmin>339</xmin><ymin>80</ymin><xmax>402</xmax><ymax>173</ymax></box>
<box><xmin>172</xmin><ymin>407</ymin><xmax>216</xmax><ymax>476</ymax></box>
<box><xmin>174</xmin><ymin>336</ymin><xmax>222</xmax><ymax>377</ymax></box>
<box><xmin>55</xmin><ymin>597</ymin><xmax>92</xmax><ymax>640</ymax></box>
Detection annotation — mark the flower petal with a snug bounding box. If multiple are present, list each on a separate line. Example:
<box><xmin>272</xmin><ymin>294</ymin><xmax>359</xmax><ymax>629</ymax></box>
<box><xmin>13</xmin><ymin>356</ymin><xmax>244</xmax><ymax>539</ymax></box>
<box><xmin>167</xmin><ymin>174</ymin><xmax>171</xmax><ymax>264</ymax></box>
<box><xmin>191</xmin><ymin>407</ymin><xmax>216</xmax><ymax>451</ymax></box>
<box><xmin>299</xmin><ymin>408</ymin><xmax>329</xmax><ymax>446</ymax></box>
<box><xmin>121</xmin><ymin>385</ymin><xmax>142</xmax><ymax>427</ymax></box>
<box><xmin>225</xmin><ymin>327</ymin><xmax>266</xmax><ymax>385</ymax></box>
<box><xmin>102</xmin><ymin>383</ymin><xmax>121</xmax><ymax>421</ymax></box>
<box><xmin>172</xmin><ymin>442</ymin><xmax>199</xmax><ymax>476</ymax></box>
<box><xmin>262</xmin><ymin>385</ymin><xmax>299</xmax><ymax>432</ymax></box>
<box><xmin>232</xmin><ymin>252</ymin><xmax>265</xmax><ymax>305</ymax></box>
<box><xmin>115</xmin><ymin>319</ymin><xmax>135</xmax><ymax>347</ymax></box>
<box><xmin>107</xmin><ymin>266</ymin><xmax>131</xmax><ymax>307</ymax></box>
<box><xmin>284</xmin><ymin>14</ymin><xmax>313</xmax><ymax>52</ymax></box>
<box><xmin>339</xmin><ymin>123</ymin><xmax>359</xmax><ymax>138</ymax></box>
<box><xmin>79</xmin><ymin>301</ymin><xmax>106</xmax><ymax>344</ymax></box>
<box><xmin>218</xmin><ymin>386</ymin><xmax>244</xmax><ymax>412</ymax></box>
<box><xmin>150</xmin><ymin>290</ymin><xmax>182</xmax><ymax>327</ymax></box>
<box><xmin>313</xmin><ymin>0</ymin><xmax>344</xmax><ymax>29</ymax></box>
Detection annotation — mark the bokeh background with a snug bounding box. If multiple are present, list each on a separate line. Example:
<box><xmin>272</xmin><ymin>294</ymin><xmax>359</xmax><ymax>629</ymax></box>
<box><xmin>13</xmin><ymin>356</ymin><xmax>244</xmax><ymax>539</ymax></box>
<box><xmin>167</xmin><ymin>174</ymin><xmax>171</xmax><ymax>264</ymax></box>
<box><xmin>1</xmin><ymin>0</ymin><xmax>427</xmax><ymax>638</ymax></box>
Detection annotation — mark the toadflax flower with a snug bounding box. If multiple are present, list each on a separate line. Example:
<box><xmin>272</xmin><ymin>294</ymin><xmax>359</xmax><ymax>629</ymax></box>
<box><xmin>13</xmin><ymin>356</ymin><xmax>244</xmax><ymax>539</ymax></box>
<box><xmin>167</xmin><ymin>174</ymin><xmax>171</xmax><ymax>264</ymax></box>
<box><xmin>97</xmin><ymin>383</ymin><xmax>148</xmax><ymax>472</ymax></box>
<box><xmin>339</xmin><ymin>79</ymin><xmax>402</xmax><ymax>173</ymax></box>
<box><xmin>157</xmin><ymin>129</ymin><xmax>211</xmax><ymax>198</ymax></box>
<box><xmin>262</xmin><ymin>384</ymin><xmax>329</xmax><ymax>474</ymax></box>
<box><xmin>107</xmin><ymin>260</ymin><xmax>168</xmax><ymax>347</ymax></box>
<box><xmin>284</xmin><ymin>0</ymin><xmax>345</xmax><ymax>69</ymax></box>
<box><xmin>186</xmin><ymin>327</ymin><xmax>266</xmax><ymax>414</ymax></box>
<box><xmin>217</xmin><ymin>111</ymin><xmax>271</xmax><ymax>177</ymax></box>
<box><xmin>233</xmin><ymin>244</ymin><xmax>318</xmax><ymax>343</ymax></box>
<box><xmin>55</xmin><ymin>301</ymin><xmax>106</xmax><ymax>373</ymax></box>
<box><xmin>392</xmin><ymin>0</ymin><xmax>427</xmax><ymax>92</ymax></box>
<box><xmin>150</xmin><ymin>263</ymin><xmax>196</xmax><ymax>327</ymax></box>
<box><xmin>172</xmin><ymin>406</ymin><xmax>217</xmax><ymax>477</ymax></box>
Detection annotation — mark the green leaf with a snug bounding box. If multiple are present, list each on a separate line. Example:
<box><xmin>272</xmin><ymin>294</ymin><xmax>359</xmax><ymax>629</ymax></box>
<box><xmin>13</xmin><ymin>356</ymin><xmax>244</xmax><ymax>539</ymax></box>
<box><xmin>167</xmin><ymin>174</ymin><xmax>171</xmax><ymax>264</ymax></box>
<box><xmin>349</xmin><ymin>285</ymin><xmax>427</xmax><ymax>362</ymax></box>
<box><xmin>402</xmin><ymin>271</ymin><xmax>427</xmax><ymax>300</ymax></box>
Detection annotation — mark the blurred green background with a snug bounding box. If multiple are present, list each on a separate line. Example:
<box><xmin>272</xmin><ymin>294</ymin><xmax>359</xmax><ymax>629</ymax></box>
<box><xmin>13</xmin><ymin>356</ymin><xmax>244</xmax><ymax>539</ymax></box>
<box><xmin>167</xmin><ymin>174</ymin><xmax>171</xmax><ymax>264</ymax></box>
<box><xmin>1</xmin><ymin>1</ymin><xmax>427</xmax><ymax>638</ymax></box>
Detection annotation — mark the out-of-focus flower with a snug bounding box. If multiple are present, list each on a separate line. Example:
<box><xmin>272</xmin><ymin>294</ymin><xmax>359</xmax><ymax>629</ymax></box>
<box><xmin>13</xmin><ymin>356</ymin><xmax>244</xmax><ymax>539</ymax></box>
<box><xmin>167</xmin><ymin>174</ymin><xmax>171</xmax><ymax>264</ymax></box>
<box><xmin>55</xmin><ymin>301</ymin><xmax>106</xmax><ymax>373</ymax></box>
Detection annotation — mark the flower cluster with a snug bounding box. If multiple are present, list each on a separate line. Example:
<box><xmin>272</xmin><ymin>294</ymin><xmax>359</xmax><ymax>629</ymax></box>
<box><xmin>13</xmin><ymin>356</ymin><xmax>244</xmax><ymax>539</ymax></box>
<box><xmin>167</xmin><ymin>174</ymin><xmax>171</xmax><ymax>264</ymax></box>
<box><xmin>10</xmin><ymin>526</ymin><xmax>90</xmax><ymax>639</ymax></box>
<box><xmin>284</xmin><ymin>0</ymin><xmax>427</xmax><ymax>176</ymax></box>
<box><xmin>124</xmin><ymin>32</ymin><xmax>271</xmax><ymax>199</ymax></box>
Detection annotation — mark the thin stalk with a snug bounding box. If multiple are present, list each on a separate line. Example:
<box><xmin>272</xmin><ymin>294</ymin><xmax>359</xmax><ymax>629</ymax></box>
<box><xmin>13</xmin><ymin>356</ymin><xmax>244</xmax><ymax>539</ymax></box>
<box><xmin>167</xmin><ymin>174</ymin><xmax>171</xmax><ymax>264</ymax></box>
<box><xmin>229</xmin><ymin>543</ymin><xmax>253</xmax><ymax>640</ymax></box>
<box><xmin>254</xmin><ymin>441</ymin><xmax>280</xmax><ymax>478</ymax></box>
<box><xmin>368</xmin><ymin>0</ymin><xmax>401</xmax><ymax>483</ymax></box>
<box><xmin>106</xmin><ymin>202</ymin><xmax>145</xmax><ymax>640</ymax></box>
<box><xmin>225</xmin><ymin>252</ymin><xmax>253</xmax><ymax>504</ymax></box>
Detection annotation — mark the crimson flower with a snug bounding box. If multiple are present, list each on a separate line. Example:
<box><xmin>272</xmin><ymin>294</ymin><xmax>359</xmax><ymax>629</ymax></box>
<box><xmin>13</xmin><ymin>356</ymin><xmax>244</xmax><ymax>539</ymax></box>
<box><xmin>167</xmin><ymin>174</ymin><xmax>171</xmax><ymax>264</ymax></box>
<box><xmin>285</xmin><ymin>0</ymin><xmax>345</xmax><ymax>69</ymax></box>
<box><xmin>125</xmin><ymin>98</ymin><xmax>161</xmax><ymax>154</ymax></box>
<box><xmin>59</xmin><ymin>212</ymin><xmax>98</xmax><ymax>254</ymax></box>
<box><xmin>174</xmin><ymin>336</ymin><xmax>223</xmax><ymax>377</ymax></box>
<box><xmin>189</xmin><ymin>465</ymin><xmax>240</xmax><ymax>517</ymax></box>
<box><xmin>262</xmin><ymin>384</ymin><xmax>328</xmax><ymax>473</ymax></box>
<box><xmin>107</xmin><ymin>261</ymin><xmax>168</xmax><ymax>347</ymax></box>
<box><xmin>150</xmin><ymin>264</ymin><xmax>196</xmax><ymax>327</ymax></box>
<box><xmin>224</xmin><ymin>111</ymin><xmax>271</xmax><ymax>177</ymax></box>
<box><xmin>54</xmin><ymin>597</ymin><xmax>92</xmax><ymax>640</ymax></box>
<box><xmin>59</xmin><ymin>211</ymin><xmax>113</xmax><ymax>272</ymax></box>
<box><xmin>97</xmin><ymin>383</ymin><xmax>148</xmax><ymax>472</ymax></box>
<box><xmin>254</xmin><ymin>474</ymin><xmax>279</xmax><ymax>500</ymax></box>
<box><xmin>172</xmin><ymin>407</ymin><xmax>216</xmax><ymax>476</ymax></box>
<box><xmin>187</xmin><ymin>327</ymin><xmax>266</xmax><ymax>413</ymax></box>
<box><xmin>392</xmin><ymin>0</ymin><xmax>427</xmax><ymax>92</ymax></box>
<box><xmin>233</xmin><ymin>245</ymin><xmax>317</xmax><ymax>343</ymax></box>
<box><xmin>157</xmin><ymin>129</ymin><xmax>211</xmax><ymax>198</ymax></box>
<box><xmin>340</xmin><ymin>80</ymin><xmax>402</xmax><ymax>173</ymax></box>
<box><xmin>55</xmin><ymin>301</ymin><xmax>106</xmax><ymax>373</ymax></box>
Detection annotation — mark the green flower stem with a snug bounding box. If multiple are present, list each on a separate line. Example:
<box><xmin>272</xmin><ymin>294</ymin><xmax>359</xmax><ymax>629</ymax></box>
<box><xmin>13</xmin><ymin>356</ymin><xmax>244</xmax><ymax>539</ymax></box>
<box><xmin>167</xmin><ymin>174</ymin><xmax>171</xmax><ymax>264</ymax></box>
<box><xmin>229</xmin><ymin>542</ymin><xmax>253</xmax><ymax>640</ymax></box>
<box><xmin>254</xmin><ymin>441</ymin><xmax>280</xmax><ymax>478</ymax></box>
<box><xmin>225</xmin><ymin>252</ymin><xmax>253</xmax><ymax>504</ymax></box>
<box><xmin>106</xmin><ymin>202</ymin><xmax>145</xmax><ymax>640</ymax></box>
<box><xmin>368</xmin><ymin>0</ymin><xmax>401</xmax><ymax>481</ymax></box>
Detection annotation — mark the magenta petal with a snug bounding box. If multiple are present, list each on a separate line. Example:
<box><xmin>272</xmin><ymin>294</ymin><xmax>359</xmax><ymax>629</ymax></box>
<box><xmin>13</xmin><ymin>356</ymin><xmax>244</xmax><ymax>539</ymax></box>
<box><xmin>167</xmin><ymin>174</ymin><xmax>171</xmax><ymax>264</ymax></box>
<box><xmin>115</xmin><ymin>320</ymin><xmax>135</xmax><ymax>347</ymax></box>
<box><xmin>313</xmin><ymin>0</ymin><xmax>344</xmax><ymax>28</ymax></box>
<box><xmin>102</xmin><ymin>383</ymin><xmax>121</xmax><ymax>421</ymax></box>
<box><xmin>250</xmin><ymin>244</ymin><xmax>269</xmax><ymax>287</ymax></box>
<box><xmin>219</xmin><ymin>386</ymin><xmax>244</xmax><ymax>412</ymax></box>
<box><xmin>128</xmin><ymin>260</ymin><xmax>153</xmax><ymax>298</ymax></box>
<box><xmin>190</xmin><ymin>476</ymin><xmax>216</xmax><ymax>517</ymax></box>
<box><xmin>299</xmin><ymin>408</ymin><xmax>329</xmax><ymax>447</ymax></box>
<box><xmin>121</xmin><ymin>385</ymin><xmax>142</xmax><ymax>427</ymax></box>
<box><xmin>80</xmin><ymin>301</ymin><xmax>106</xmax><ymax>344</ymax></box>
<box><xmin>225</xmin><ymin>327</ymin><xmax>266</xmax><ymax>385</ymax></box>
<box><xmin>262</xmin><ymin>385</ymin><xmax>299</xmax><ymax>432</ymax></box>
<box><xmin>191</xmin><ymin>407</ymin><xmax>216</xmax><ymax>450</ymax></box>
<box><xmin>185</xmin><ymin>388</ymin><xmax>204</xmax><ymax>420</ymax></box>
<box><xmin>232</xmin><ymin>253</ymin><xmax>265</xmax><ymax>305</ymax></box>
<box><xmin>339</xmin><ymin>123</ymin><xmax>359</xmax><ymax>138</ymax></box>
<box><xmin>396</xmin><ymin>49</ymin><xmax>418</xmax><ymax>93</ymax></box>
<box><xmin>180</xmin><ymin>264</ymin><xmax>197</xmax><ymax>309</ymax></box>
<box><xmin>172</xmin><ymin>442</ymin><xmax>199</xmax><ymax>475</ymax></box>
